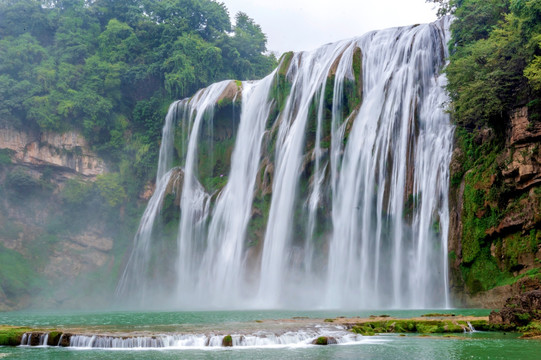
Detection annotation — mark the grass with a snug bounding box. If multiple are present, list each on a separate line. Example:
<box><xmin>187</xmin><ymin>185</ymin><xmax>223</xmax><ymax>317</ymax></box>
<box><xmin>0</xmin><ymin>326</ymin><xmax>34</xmax><ymax>346</ymax></box>
<box><xmin>350</xmin><ymin>319</ymin><xmax>491</xmax><ymax>335</ymax></box>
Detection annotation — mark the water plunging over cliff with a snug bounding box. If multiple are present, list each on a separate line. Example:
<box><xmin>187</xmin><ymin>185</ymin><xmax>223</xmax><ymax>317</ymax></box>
<box><xmin>117</xmin><ymin>18</ymin><xmax>453</xmax><ymax>309</ymax></box>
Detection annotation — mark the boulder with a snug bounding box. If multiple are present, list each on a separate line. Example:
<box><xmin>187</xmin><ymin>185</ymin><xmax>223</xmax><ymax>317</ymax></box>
<box><xmin>489</xmin><ymin>290</ymin><xmax>541</xmax><ymax>326</ymax></box>
<box><xmin>222</xmin><ymin>334</ymin><xmax>233</xmax><ymax>347</ymax></box>
<box><xmin>312</xmin><ymin>336</ymin><xmax>337</xmax><ymax>345</ymax></box>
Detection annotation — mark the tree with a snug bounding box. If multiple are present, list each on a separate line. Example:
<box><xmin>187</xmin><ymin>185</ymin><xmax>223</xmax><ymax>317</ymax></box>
<box><xmin>232</xmin><ymin>12</ymin><xmax>267</xmax><ymax>59</ymax></box>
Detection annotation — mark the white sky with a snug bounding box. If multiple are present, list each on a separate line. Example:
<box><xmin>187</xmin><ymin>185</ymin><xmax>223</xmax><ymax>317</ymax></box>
<box><xmin>220</xmin><ymin>0</ymin><xmax>438</xmax><ymax>54</ymax></box>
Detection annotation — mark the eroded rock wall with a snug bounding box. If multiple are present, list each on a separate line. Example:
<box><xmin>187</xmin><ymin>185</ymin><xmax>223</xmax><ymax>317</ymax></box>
<box><xmin>450</xmin><ymin>106</ymin><xmax>541</xmax><ymax>308</ymax></box>
<box><xmin>0</xmin><ymin>126</ymin><xmax>106</xmax><ymax>178</ymax></box>
<box><xmin>0</xmin><ymin>126</ymin><xmax>116</xmax><ymax>310</ymax></box>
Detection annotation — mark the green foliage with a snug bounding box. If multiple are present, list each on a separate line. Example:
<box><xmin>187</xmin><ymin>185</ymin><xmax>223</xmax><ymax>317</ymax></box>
<box><xmin>461</xmin><ymin>252</ymin><xmax>506</xmax><ymax>293</ymax></box>
<box><xmin>0</xmin><ymin>326</ymin><xmax>34</xmax><ymax>346</ymax></box>
<box><xmin>0</xmin><ymin>0</ymin><xmax>277</xmax><ymax>184</ymax></box>
<box><xmin>518</xmin><ymin>320</ymin><xmax>541</xmax><ymax>337</ymax></box>
<box><xmin>524</xmin><ymin>34</ymin><xmax>541</xmax><ymax>90</ymax></box>
<box><xmin>95</xmin><ymin>173</ymin><xmax>127</xmax><ymax>208</ymax></box>
<box><xmin>314</xmin><ymin>336</ymin><xmax>330</xmax><ymax>345</ymax></box>
<box><xmin>0</xmin><ymin>245</ymin><xmax>36</xmax><ymax>298</ymax></box>
<box><xmin>451</xmin><ymin>0</ymin><xmax>509</xmax><ymax>47</ymax></box>
<box><xmin>351</xmin><ymin>319</ymin><xmax>480</xmax><ymax>335</ymax></box>
<box><xmin>446</xmin><ymin>0</ymin><xmax>540</xmax><ymax>129</ymax></box>
<box><xmin>222</xmin><ymin>334</ymin><xmax>233</xmax><ymax>347</ymax></box>
<box><xmin>0</xmin><ymin>149</ymin><xmax>13</xmax><ymax>166</ymax></box>
<box><xmin>5</xmin><ymin>168</ymin><xmax>40</xmax><ymax>193</ymax></box>
<box><xmin>61</xmin><ymin>179</ymin><xmax>93</xmax><ymax>206</ymax></box>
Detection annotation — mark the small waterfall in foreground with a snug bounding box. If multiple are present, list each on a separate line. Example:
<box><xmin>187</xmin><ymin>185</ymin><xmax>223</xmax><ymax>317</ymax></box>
<box><xmin>117</xmin><ymin>17</ymin><xmax>453</xmax><ymax>309</ymax></box>
<box><xmin>19</xmin><ymin>328</ymin><xmax>366</xmax><ymax>349</ymax></box>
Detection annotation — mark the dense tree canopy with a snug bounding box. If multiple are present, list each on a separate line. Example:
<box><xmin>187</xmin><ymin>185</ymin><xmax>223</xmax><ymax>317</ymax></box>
<box><xmin>0</xmin><ymin>0</ymin><xmax>276</xmax><ymax>182</ymax></box>
<box><xmin>428</xmin><ymin>0</ymin><xmax>541</xmax><ymax>128</ymax></box>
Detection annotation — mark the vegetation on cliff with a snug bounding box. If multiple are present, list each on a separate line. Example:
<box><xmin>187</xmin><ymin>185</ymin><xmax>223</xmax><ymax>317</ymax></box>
<box><xmin>0</xmin><ymin>0</ymin><xmax>276</xmax><ymax>309</ymax></box>
<box><xmin>0</xmin><ymin>0</ymin><xmax>276</xmax><ymax>172</ymax></box>
<box><xmin>430</xmin><ymin>0</ymin><xmax>541</xmax><ymax>299</ymax></box>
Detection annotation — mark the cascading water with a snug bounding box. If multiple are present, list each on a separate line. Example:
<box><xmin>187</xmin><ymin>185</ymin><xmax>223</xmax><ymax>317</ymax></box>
<box><xmin>116</xmin><ymin>100</ymin><xmax>180</xmax><ymax>302</ymax></box>
<box><xmin>325</xmin><ymin>19</ymin><xmax>453</xmax><ymax>309</ymax></box>
<box><xmin>117</xmin><ymin>18</ymin><xmax>453</xmax><ymax>309</ymax></box>
<box><xmin>19</xmin><ymin>328</ymin><xmax>366</xmax><ymax>349</ymax></box>
<box><xmin>196</xmin><ymin>76</ymin><xmax>276</xmax><ymax>306</ymax></box>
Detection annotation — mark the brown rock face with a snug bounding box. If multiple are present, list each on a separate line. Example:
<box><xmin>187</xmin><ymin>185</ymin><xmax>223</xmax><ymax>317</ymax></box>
<box><xmin>216</xmin><ymin>81</ymin><xmax>242</xmax><ymax>104</ymax></box>
<box><xmin>449</xmin><ymin>106</ymin><xmax>541</xmax><ymax>307</ymax></box>
<box><xmin>70</xmin><ymin>232</ymin><xmax>114</xmax><ymax>252</ymax></box>
<box><xmin>0</xmin><ymin>126</ymin><xmax>106</xmax><ymax>178</ymax></box>
<box><xmin>58</xmin><ymin>333</ymin><xmax>72</xmax><ymax>347</ymax></box>
<box><xmin>28</xmin><ymin>333</ymin><xmax>44</xmax><ymax>346</ymax></box>
<box><xmin>502</xmin><ymin>107</ymin><xmax>541</xmax><ymax>190</ymax></box>
<box><xmin>165</xmin><ymin>167</ymin><xmax>185</xmax><ymax>205</ymax></box>
<box><xmin>140</xmin><ymin>181</ymin><xmax>156</xmax><ymax>201</ymax></box>
<box><xmin>508</xmin><ymin>107</ymin><xmax>541</xmax><ymax>146</ymax></box>
<box><xmin>489</xmin><ymin>290</ymin><xmax>541</xmax><ymax>326</ymax></box>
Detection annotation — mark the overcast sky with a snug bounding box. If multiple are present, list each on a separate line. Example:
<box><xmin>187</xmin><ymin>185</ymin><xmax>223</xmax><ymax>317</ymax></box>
<box><xmin>220</xmin><ymin>0</ymin><xmax>438</xmax><ymax>54</ymax></box>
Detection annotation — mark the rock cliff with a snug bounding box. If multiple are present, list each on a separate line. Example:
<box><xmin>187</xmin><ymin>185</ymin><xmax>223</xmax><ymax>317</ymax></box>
<box><xmin>450</xmin><ymin>106</ymin><xmax>541</xmax><ymax>308</ymax></box>
<box><xmin>0</xmin><ymin>126</ymin><xmax>117</xmax><ymax>310</ymax></box>
<box><xmin>0</xmin><ymin>126</ymin><xmax>106</xmax><ymax>178</ymax></box>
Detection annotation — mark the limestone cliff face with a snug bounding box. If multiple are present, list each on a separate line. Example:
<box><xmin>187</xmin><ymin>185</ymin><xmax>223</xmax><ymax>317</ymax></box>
<box><xmin>0</xmin><ymin>126</ymin><xmax>115</xmax><ymax>310</ymax></box>
<box><xmin>501</xmin><ymin>107</ymin><xmax>541</xmax><ymax>190</ymax></box>
<box><xmin>450</xmin><ymin>106</ymin><xmax>541</xmax><ymax>308</ymax></box>
<box><xmin>0</xmin><ymin>126</ymin><xmax>106</xmax><ymax>178</ymax></box>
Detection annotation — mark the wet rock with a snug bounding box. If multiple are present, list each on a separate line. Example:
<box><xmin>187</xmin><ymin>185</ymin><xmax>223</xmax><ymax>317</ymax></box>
<box><xmin>58</xmin><ymin>333</ymin><xmax>72</xmax><ymax>347</ymax></box>
<box><xmin>312</xmin><ymin>336</ymin><xmax>337</xmax><ymax>345</ymax></box>
<box><xmin>47</xmin><ymin>332</ymin><xmax>63</xmax><ymax>346</ymax></box>
<box><xmin>28</xmin><ymin>333</ymin><xmax>42</xmax><ymax>346</ymax></box>
<box><xmin>222</xmin><ymin>334</ymin><xmax>233</xmax><ymax>347</ymax></box>
<box><xmin>165</xmin><ymin>167</ymin><xmax>184</xmax><ymax>205</ymax></box>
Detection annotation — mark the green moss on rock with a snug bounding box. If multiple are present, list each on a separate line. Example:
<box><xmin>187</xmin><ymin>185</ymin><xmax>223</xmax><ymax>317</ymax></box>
<box><xmin>351</xmin><ymin>319</ymin><xmax>487</xmax><ymax>335</ymax></box>
<box><xmin>0</xmin><ymin>327</ymin><xmax>33</xmax><ymax>346</ymax></box>
<box><xmin>222</xmin><ymin>334</ymin><xmax>233</xmax><ymax>347</ymax></box>
<box><xmin>312</xmin><ymin>336</ymin><xmax>337</xmax><ymax>345</ymax></box>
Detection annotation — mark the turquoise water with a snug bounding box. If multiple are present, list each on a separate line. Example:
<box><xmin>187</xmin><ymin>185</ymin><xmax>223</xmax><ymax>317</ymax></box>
<box><xmin>1</xmin><ymin>309</ymin><xmax>540</xmax><ymax>359</ymax></box>
<box><xmin>0</xmin><ymin>309</ymin><xmax>490</xmax><ymax>329</ymax></box>
<box><xmin>2</xmin><ymin>333</ymin><xmax>541</xmax><ymax>359</ymax></box>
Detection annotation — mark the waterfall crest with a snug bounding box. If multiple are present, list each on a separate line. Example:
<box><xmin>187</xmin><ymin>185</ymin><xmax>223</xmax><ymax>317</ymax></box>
<box><xmin>117</xmin><ymin>18</ymin><xmax>453</xmax><ymax>309</ymax></box>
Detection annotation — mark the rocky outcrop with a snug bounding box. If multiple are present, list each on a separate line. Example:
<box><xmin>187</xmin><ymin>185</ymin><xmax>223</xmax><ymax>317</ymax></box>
<box><xmin>489</xmin><ymin>290</ymin><xmax>541</xmax><ymax>326</ymax></box>
<box><xmin>165</xmin><ymin>167</ymin><xmax>185</xmax><ymax>205</ymax></box>
<box><xmin>0</xmin><ymin>125</ymin><xmax>116</xmax><ymax>310</ymax></box>
<box><xmin>501</xmin><ymin>107</ymin><xmax>541</xmax><ymax>190</ymax></box>
<box><xmin>0</xmin><ymin>126</ymin><xmax>106</xmax><ymax>179</ymax></box>
<box><xmin>463</xmin><ymin>276</ymin><xmax>541</xmax><ymax>309</ymax></box>
<box><xmin>450</xmin><ymin>106</ymin><xmax>541</xmax><ymax>307</ymax></box>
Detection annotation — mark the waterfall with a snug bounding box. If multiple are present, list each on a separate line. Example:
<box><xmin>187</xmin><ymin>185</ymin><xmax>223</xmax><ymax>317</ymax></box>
<box><xmin>116</xmin><ymin>101</ymin><xmax>180</xmax><ymax>302</ymax></box>
<box><xmin>326</xmin><ymin>19</ymin><xmax>453</xmax><ymax>308</ymax></box>
<box><xmin>26</xmin><ymin>328</ymin><xmax>363</xmax><ymax>348</ymax></box>
<box><xmin>117</xmin><ymin>18</ymin><xmax>453</xmax><ymax>309</ymax></box>
<box><xmin>197</xmin><ymin>76</ymin><xmax>276</xmax><ymax>306</ymax></box>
